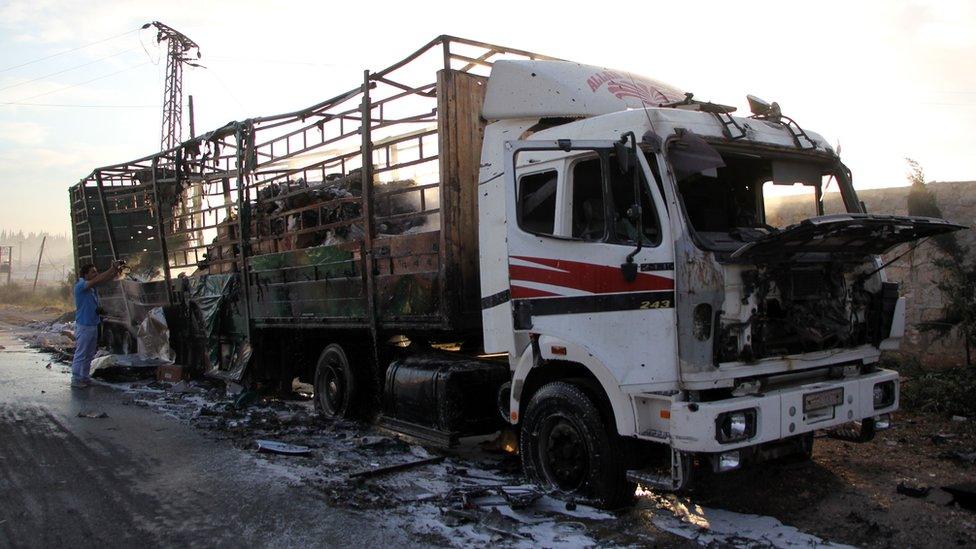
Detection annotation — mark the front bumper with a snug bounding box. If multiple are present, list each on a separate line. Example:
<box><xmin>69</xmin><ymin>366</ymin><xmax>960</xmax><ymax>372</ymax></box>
<box><xmin>669</xmin><ymin>369</ymin><xmax>899</xmax><ymax>453</ymax></box>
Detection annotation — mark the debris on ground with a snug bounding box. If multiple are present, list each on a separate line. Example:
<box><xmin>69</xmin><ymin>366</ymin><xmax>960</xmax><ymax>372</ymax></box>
<box><xmin>77</xmin><ymin>411</ymin><xmax>109</xmax><ymax>419</ymax></box>
<box><xmin>897</xmin><ymin>480</ymin><xmax>931</xmax><ymax>498</ymax></box>
<box><xmin>256</xmin><ymin>439</ymin><xmax>311</xmax><ymax>456</ymax></box>
<box><xmin>943</xmin><ymin>483</ymin><xmax>976</xmax><ymax>511</ymax></box>
<box><xmin>939</xmin><ymin>450</ymin><xmax>976</xmax><ymax>464</ymax></box>
<box><xmin>90</xmin><ymin>353</ymin><xmax>168</xmax><ymax>381</ymax></box>
<box><xmin>932</xmin><ymin>432</ymin><xmax>956</xmax><ymax>444</ymax></box>
<box><xmin>23</xmin><ymin>319</ymin><xmax>75</xmax><ymax>361</ymax></box>
<box><xmin>498</xmin><ymin>485</ymin><xmax>543</xmax><ymax>510</ymax></box>
<box><xmin>15</xmin><ymin>327</ymin><xmax>974</xmax><ymax>549</ymax></box>
<box><xmin>348</xmin><ymin>456</ymin><xmax>445</xmax><ymax>479</ymax></box>
<box><xmin>234</xmin><ymin>390</ymin><xmax>260</xmax><ymax>410</ymax></box>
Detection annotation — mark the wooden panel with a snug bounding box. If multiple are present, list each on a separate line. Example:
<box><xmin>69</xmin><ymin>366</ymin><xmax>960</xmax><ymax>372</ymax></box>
<box><xmin>248</xmin><ymin>243</ymin><xmax>367</xmax><ymax>322</ymax></box>
<box><xmin>437</xmin><ymin>70</ymin><xmax>488</xmax><ymax>326</ymax></box>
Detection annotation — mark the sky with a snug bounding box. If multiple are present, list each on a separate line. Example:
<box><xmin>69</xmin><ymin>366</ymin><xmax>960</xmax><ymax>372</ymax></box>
<box><xmin>0</xmin><ymin>0</ymin><xmax>974</xmax><ymax>235</ymax></box>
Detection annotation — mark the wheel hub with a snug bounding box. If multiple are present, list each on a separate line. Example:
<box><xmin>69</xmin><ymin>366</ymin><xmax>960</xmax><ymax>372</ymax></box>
<box><xmin>540</xmin><ymin>418</ymin><xmax>587</xmax><ymax>490</ymax></box>
<box><xmin>318</xmin><ymin>361</ymin><xmax>346</xmax><ymax>415</ymax></box>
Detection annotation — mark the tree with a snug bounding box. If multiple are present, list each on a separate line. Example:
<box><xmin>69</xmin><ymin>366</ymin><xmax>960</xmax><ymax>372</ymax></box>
<box><xmin>906</xmin><ymin>158</ymin><xmax>975</xmax><ymax>365</ymax></box>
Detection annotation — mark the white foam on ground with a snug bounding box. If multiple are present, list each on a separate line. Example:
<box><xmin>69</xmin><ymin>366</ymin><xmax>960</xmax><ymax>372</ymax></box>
<box><xmin>646</xmin><ymin>492</ymin><xmax>853</xmax><ymax>548</ymax></box>
<box><xmin>406</xmin><ymin>502</ymin><xmax>598</xmax><ymax>548</ymax></box>
<box><xmin>104</xmin><ymin>378</ymin><xmax>851</xmax><ymax>548</ymax></box>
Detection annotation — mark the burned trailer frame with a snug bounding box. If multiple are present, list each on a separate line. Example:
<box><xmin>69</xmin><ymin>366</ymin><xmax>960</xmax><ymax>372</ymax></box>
<box><xmin>69</xmin><ymin>118</ymin><xmax>248</xmax><ymax>360</ymax></box>
<box><xmin>69</xmin><ymin>36</ymin><xmax>558</xmax><ymax>383</ymax></box>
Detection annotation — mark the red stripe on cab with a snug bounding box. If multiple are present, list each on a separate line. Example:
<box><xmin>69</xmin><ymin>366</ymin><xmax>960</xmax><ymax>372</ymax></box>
<box><xmin>509</xmin><ymin>256</ymin><xmax>673</xmax><ymax>295</ymax></box>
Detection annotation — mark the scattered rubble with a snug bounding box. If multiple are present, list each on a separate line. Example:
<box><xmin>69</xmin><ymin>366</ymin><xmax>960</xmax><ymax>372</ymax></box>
<box><xmin>77</xmin><ymin>411</ymin><xmax>109</xmax><ymax>419</ymax></box>
<box><xmin>23</xmin><ymin>319</ymin><xmax>75</xmax><ymax>360</ymax></box>
<box><xmin>931</xmin><ymin>432</ymin><xmax>956</xmax><ymax>444</ymax></box>
<box><xmin>896</xmin><ymin>480</ymin><xmax>931</xmax><ymax>498</ymax></box>
<box><xmin>943</xmin><ymin>484</ymin><xmax>976</xmax><ymax>511</ymax></box>
<box><xmin>940</xmin><ymin>450</ymin><xmax>976</xmax><ymax>464</ymax></box>
<box><xmin>99</xmin><ymin>377</ymin><xmax>618</xmax><ymax>545</ymax></box>
<box><xmin>90</xmin><ymin>353</ymin><xmax>168</xmax><ymax>381</ymax></box>
<box><xmin>348</xmin><ymin>456</ymin><xmax>445</xmax><ymax>480</ymax></box>
<box><xmin>11</xmin><ymin>314</ymin><xmax>974</xmax><ymax>547</ymax></box>
<box><xmin>256</xmin><ymin>439</ymin><xmax>312</xmax><ymax>456</ymax></box>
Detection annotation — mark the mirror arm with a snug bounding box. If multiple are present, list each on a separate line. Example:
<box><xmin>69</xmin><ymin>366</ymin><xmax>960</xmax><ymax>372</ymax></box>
<box><xmin>621</xmin><ymin>132</ymin><xmax>642</xmax><ymax>282</ymax></box>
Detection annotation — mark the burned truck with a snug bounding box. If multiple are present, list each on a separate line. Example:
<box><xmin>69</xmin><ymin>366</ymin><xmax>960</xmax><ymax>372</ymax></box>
<box><xmin>69</xmin><ymin>36</ymin><xmax>963</xmax><ymax>508</ymax></box>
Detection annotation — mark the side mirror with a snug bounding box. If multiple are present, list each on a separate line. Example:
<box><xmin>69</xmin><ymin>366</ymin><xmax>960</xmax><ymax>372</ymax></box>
<box><xmin>621</xmin><ymin>261</ymin><xmax>638</xmax><ymax>283</ymax></box>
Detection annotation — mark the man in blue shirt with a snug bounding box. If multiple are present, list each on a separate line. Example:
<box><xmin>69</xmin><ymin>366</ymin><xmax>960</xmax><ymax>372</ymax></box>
<box><xmin>71</xmin><ymin>262</ymin><xmax>120</xmax><ymax>388</ymax></box>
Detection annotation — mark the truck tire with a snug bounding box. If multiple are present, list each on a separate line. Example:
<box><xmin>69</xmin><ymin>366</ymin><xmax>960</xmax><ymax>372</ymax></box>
<box><xmin>314</xmin><ymin>344</ymin><xmax>356</xmax><ymax>419</ymax></box>
<box><xmin>520</xmin><ymin>381</ymin><xmax>634</xmax><ymax>509</ymax></box>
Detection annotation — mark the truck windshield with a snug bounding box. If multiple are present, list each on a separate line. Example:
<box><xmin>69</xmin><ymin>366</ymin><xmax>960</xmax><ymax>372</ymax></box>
<box><xmin>674</xmin><ymin>149</ymin><xmax>855</xmax><ymax>252</ymax></box>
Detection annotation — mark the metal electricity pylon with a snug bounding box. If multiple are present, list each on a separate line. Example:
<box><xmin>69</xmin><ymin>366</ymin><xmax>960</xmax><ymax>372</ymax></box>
<box><xmin>144</xmin><ymin>21</ymin><xmax>201</xmax><ymax>151</ymax></box>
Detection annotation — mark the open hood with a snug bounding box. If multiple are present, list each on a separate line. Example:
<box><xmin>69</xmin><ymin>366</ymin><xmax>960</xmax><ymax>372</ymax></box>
<box><xmin>731</xmin><ymin>213</ymin><xmax>967</xmax><ymax>261</ymax></box>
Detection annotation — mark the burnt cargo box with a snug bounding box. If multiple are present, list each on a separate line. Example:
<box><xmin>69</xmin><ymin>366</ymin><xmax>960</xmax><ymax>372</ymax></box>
<box><xmin>384</xmin><ymin>355</ymin><xmax>509</xmax><ymax>437</ymax></box>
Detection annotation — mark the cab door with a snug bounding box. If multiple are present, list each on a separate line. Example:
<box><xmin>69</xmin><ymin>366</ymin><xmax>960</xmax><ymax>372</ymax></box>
<box><xmin>503</xmin><ymin>139</ymin><xmax>678</xmax><ymax>390</ymax></box>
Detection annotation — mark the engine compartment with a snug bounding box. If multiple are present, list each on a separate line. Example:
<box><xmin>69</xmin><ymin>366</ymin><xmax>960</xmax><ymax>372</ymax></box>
<box><xmin>716</xmin><ymin>262</ymin><xmax>899</xmax><ymax>363</ymax></box>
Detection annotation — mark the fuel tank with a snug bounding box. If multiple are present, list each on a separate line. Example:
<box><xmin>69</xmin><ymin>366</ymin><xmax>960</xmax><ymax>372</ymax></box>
<box><xmin>383</xmin><ymin>354</ymin><xmax>509</xmax><ymax>436</ymax></box>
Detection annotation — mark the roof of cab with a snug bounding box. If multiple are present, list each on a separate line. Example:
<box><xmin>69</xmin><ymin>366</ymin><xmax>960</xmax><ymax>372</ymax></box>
<box><xmin>482</xmin><ymin>60</ymin><xmax>686</xmax><ymax>120</ymax></box>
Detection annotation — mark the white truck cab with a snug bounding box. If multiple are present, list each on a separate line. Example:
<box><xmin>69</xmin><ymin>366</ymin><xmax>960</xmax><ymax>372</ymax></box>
<box><xmin>477</xmin><ymin>60</ymin><xmax>962</xmax><ymax>506</ymax></box>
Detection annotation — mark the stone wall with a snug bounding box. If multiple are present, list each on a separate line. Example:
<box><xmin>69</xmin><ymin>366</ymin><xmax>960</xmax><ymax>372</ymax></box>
<box><xmin>765</xmin><ymin>181</ymin><xmax>976</xmax><ymax>367</ymax></box>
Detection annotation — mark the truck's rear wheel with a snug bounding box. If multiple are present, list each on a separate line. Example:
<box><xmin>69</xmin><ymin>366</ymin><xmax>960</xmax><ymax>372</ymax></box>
<box><xmin>314</xmin><ymin>344</ymin><xmax>356</xmax><ymax>419</ymax></box>
<box><xmin>520</xmin><ymin>381</ymin><xmax>634</xmax><ymax>509</ymax></box>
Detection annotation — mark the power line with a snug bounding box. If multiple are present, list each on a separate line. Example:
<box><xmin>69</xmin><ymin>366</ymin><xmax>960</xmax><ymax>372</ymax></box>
<box><xmin>208</xmin><ymin>55</ymin><xmax>345</xmax><ymax>68</ymax></box>
<box><xmin>0</xmin><ymin>28</ymin><xmax>139</xmax><ymax>73</ymax></box>
<box><xmin>4</xmin><ymin>61</ymin><xmax>151</xmax><ymax>104</ymax></box>
<box><xmin>0</xmin><ymin>47</ymin><xmax>138</xmax><ymax>93</ymax></box>
<box><xmin>204</xmin><ymin>66</ymin><xmax>247</xmax><ymax>111</ymax></box>
<box><xmin>0</xmin><ymin>102</ymin><xmax>158</xmax><ymax>108</ymax></box>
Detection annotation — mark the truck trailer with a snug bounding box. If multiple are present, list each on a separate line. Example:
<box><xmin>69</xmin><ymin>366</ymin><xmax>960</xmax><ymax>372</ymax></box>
<box><xmin>69</xmin><ymin>36</ymin><xmax>963</xmax><ymax>508</ymax></box>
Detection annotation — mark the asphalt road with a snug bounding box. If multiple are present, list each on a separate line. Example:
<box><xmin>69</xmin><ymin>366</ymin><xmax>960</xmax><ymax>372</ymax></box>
<box><xmin>0</xmin><ymin>324</ymin><xmax>414</xmax><ymax>549</ymax></box>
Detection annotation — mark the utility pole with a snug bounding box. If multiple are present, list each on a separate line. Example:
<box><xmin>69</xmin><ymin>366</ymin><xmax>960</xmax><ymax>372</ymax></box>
<box><xmin>188</xmin><ymin>94</ymin><xmax>195</xmax><ymax>139</ymax></box>
<box><xmin>1</xmin><ymin>246</ymin><xmax>11</xmax><ymax>285</ymax></box>
<box><xmin>32</xmin><ymin>236</ymin><xmax>46</xmax><ymax>293</ymax></box>
<box><xmin>144</xmin><ymin>21</ymin><xmax>201</xmax><ymax>152</ymax></box>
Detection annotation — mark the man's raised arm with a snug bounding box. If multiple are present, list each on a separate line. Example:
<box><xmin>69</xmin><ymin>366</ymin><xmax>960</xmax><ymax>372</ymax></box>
<box><xmin>84</xmin><ymin>262</ymin><xmax>121</xmax><ymax>289</ymax></box>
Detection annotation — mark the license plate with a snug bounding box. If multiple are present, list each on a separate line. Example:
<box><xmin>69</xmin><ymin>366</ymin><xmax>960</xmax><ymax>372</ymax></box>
<box><xmin>804</xmin><ymin>388</ymin><xmax>844</xmax><ymax>412</ymax></box>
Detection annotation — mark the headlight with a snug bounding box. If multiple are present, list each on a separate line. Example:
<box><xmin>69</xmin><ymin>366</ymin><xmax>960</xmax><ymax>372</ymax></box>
<box><xmin>715</xmin><ymin>409</ymin><xmax>757</xmax><ymax>443</ymax></box>
<box><xmin>873</xmin><ymin>381</ymin><xmax>895</xmax><ymax>409</ymax></box>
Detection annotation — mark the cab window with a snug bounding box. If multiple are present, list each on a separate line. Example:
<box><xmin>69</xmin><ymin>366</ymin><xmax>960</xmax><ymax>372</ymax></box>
<box><xmin>571</xmin><ymin>159</ymin><xmax>605</xmax><ymax>240</ymax></box>
<box><xmin>517</xmin><ymin>170</ymin><xmax>558</xmax><ymax>236</ymax></box>
<box><xmin>571</xmin><ymin>154</ymin><xmax>661</xmax><ymax>246</ymax></box>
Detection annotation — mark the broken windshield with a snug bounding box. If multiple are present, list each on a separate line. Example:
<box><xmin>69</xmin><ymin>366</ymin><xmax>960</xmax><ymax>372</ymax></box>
<box><xmin>673</xmin><ymin>147</ymin><xmax>855</xmax><ymax>252</ymax></box>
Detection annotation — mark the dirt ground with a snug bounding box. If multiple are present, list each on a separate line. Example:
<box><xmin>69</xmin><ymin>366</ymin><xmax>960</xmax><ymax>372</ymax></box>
<box><xmin>4</xmin><ymin>303</ymin><xmax>976</xmax><ymax>547</ymax></box>
<box><xmin>0</xmin><ymin>304</ymin><xmax>66</xmax><ymax>325</ymax></box>
<box><xmin>680</xmin><ymin>414</ymin><xmax>976</xmax><ymax>548</ymax></box>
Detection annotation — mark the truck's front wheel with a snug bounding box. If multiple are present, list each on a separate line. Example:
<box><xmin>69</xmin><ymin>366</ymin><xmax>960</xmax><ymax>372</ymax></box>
<box><xmin>520</xmin><ymin>381</ymin><xmax>633</xmax><ymax>509</ymax></box>
<box><xmin>314</xmin><ymin>344</ymin><xmax>356</xmax><ymax>419</ymax></box>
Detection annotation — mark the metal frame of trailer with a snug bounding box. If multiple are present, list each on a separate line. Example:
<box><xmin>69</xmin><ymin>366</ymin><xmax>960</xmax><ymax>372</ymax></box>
<box><xmin>68</xmin><ymin>36</ymin><xmax>557</xmax><ymax>376</ymax></box>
